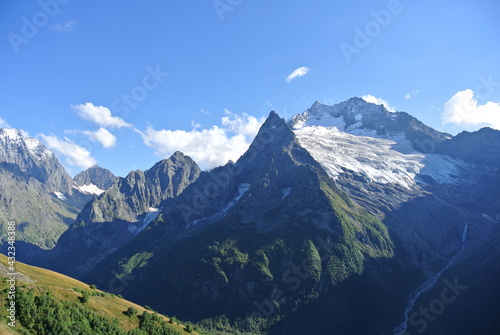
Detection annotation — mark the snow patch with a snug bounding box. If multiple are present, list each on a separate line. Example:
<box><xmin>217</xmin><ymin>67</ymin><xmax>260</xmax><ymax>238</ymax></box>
<box><xmin>128</xmin><ymin>207</ymin><xmax>162</xmax><ymax>236</ymax></box>
<box><xmin>189</xmin><ymin>183</ymin><xmax>251</xmax><ymax>228</ymax></box>
<box><xmin>282</xmin><ymin>188</ymin><xmax>292</xmax><ymax>199</ymax></box>
<box><xmin>53</xmin><ymin>191</ymin><xmax>67</xmax><ymax>201</ymax></box>
<box><xmin>294</xmin><ymin>125</ymin><xmax>467</xmax><ymax>188</ymax></box>
<box><xmin>0</xmin><ymin>128</ymin><xmax>22</xmax><ymax>141</ymax></box>
<box><xmin>74</xmin><ymin>183</ymin><xmax>105</xmax><ymax>196</ymax></box>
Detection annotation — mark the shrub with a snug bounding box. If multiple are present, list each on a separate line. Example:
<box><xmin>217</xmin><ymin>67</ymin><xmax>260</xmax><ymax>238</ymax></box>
<box><xmin>124</xmin><ymin>307</ymin><xmax>138</xmax><ymax>317</ymax></box>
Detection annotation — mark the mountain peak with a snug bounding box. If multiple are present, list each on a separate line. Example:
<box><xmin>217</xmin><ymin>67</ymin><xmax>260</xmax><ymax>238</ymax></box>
<box><xmin>290</xmin><ymin>97</ymin><xmax>450</xmax><ymax>153</ymax></box>
<box><xmin>0</xmin><ymin>128</ymin><xmax>53</xmax><ymax>160</ymax></box>
<box><xmin>246</xmin><ymin>110</ymin><xmax>294</xmax><ymax>151</ymax></box>
<box><xmin>73</xmin><ymin>165</ymin><xmax>116</xmax><ymax>189</ymax></box>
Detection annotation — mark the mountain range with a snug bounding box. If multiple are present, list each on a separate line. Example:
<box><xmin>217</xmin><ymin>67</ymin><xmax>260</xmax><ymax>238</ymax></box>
<box><xmin>0</xmin><ymin>128</ymin><xmax>116</xmax><ymax>249</ymax></box>
<box><xmin>2</xmin><ymin>98</ymin><xmax>499</xmax><ymax>335</ymax></box>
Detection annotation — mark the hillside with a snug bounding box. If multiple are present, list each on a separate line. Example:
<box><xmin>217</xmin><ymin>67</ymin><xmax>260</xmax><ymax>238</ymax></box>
<box><xmin>0</xmin><ymin>254</ymin><xmax>205</xmax><ymax>334</ymax></box>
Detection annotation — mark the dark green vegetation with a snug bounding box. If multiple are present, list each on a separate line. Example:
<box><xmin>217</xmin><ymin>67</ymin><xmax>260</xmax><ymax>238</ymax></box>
<box><xmin>15</xmin><ymin>289</ymin><xmax>185</xmax><ymax>335</ymax></box>
<box><xmin>0</xmin><ymin>254</ymin><xmax>207</xmax><ymax>335</ymax></box>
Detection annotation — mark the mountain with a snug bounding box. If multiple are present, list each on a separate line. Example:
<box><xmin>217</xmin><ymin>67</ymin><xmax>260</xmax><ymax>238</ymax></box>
<box><xmin>0</xmin><ymin>128</ymin><xmax>73</xmax><ymax>192</ymax></box>
<box><xmin>290</xmin><ymin>99</ymin><xmax>496</xmax><ymax>269</ymax></box>
<box><xmin>11</xmin><ymin>99</ymin><xmax>500</xmax><ymax>334</ymax></box>
<box><xmin>0</xmin><ymin>128</ymin><xmax>95</xmax><ymax>249</ymax></box>
<box><xmin>73</xmin><ymin>165</ymin><xmax>117</xmax><ymax>193</ymax></box>
<box><xmin>41</xmin><ymin>151</ymin><xmax>201</xmax><ymax>277</ymax></box>
<box><xmin>81</xmin><ymin>111</ymin><xmax>411</xmax><ymax>334</ymax></box>
<box><xmin>287</xmin><ymin>99</ymin><xmax>500</xmax><ymax>334</ymax></box>
<box><xmin>290</xmin><ymin>98</ymin><xmax>451</xmax><ymax>153</ymax></box>
<box><xmin>0</xmin><ymin>254</ymin><xmax>205</xmax><ymax>334</ymax></box>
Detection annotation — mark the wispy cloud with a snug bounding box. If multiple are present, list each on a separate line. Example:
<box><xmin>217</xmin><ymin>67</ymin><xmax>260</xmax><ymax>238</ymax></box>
<box><xmin>405</xmin><ymin>89</ymin><xmax>421</xmax><ymax>100</ymax></box>
<box><xmin>73</xmin><ymin>103</ymin><xmax>131</xmax><ymax>129</ymax></box>
<box><xmin>442</xmin><ymin>89</ymin><xmax>500</xmax><ymax>130</ymax></box>
<box><xmin>361</xmin><ymin>94</ymin><xmax>396</xmax><ymax>113</ymax></box>
<box><xmin>0</xmin><ymin>116</ymin><xmax>11</xmax><ymax>128</ymax></box>
<box><xmin>50</xmin><ymin>20</ymin><xmax>76</xmax><ymax>33</ymax></box>
<box><xmin>141</xmin><ymin>111</ymin><xmax>265</xmax><ymax>170</ymax></box>
<box><xmin>286</xmin><ymin>66</ymin><xmax>309</xmax><ymax>82</ymax></box>
<box><xmin>39</xmin><ymin>134</ymin><xmax>96</xmax><ymax>170</ymax></box>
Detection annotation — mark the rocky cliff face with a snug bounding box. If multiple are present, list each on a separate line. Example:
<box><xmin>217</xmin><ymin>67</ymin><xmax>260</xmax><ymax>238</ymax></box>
<box><xmin>44</xmin><ymin>151</ymin><xmax>201</xmax><ymax>277</ymax></box>
<box><xmin>0</xmin><ymin>128</ymin><xmax>73</xmax><ymax>193</ymax></box>
<box><xmin>0</xmin><ymin>129</ymin><xmax>91</xmax><ymax>248</ymax></box>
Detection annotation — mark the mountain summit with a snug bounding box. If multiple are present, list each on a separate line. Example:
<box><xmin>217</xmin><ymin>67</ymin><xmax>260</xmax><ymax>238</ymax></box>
<box><xmin>0</xmin><ymin>128</ymin><xmax>95</xmax><ymax>248</ymax></box>
<box><xmin>73</xmin><ymin>165</ymin><xmax>117</xmax><ymax>192</ymax></box>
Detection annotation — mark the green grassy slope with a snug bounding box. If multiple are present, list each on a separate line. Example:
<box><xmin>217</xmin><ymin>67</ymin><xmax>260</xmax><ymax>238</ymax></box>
<box><xmin>0</xmin><ymin>254</ymin><xmax>205</xmax><ymax>334</ymax></box>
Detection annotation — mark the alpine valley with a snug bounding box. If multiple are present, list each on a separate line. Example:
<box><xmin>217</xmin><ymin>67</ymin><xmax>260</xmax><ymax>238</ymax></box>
<box><xmin>2</xmin><ymin>98</ymin><xmax>499</xmax><ymax>335</ymax></box>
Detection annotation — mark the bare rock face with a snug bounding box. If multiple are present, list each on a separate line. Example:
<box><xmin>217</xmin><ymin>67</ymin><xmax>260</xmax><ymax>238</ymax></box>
<box><xmin>43</xmin><ymin>151</ymin><xmax>201</xmax><ymax>277</ymax></box>
<box><xmin>0</xmin><ymin>128</ymin><xmax>90</xmax><ymax>248</ymax></box>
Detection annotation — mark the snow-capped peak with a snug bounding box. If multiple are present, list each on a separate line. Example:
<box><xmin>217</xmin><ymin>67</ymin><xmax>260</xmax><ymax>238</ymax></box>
<box><xmin>290</xmin><ymin>99</ymin><xmax>468</xmax><ymax>189</ymax></box>
<box><xmin>0</xmin><ymin>128</ymin><xmax>53</xmax><ymax>160</ymax></box>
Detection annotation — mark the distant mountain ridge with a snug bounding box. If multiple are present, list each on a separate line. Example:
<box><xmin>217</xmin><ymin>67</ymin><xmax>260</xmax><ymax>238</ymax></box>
<box><xmin>0</xmin><ymin>129</ymin><xmax>115</xmax><ymax>249</ymax></box>
<box><xmin>41</xmin><ymin>151</ymin><xmax>201</xmax><ymax>277</ymax></box>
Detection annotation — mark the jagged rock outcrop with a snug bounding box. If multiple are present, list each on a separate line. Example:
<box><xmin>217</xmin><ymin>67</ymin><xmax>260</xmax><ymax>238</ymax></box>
<box><xmin>74</xmin><ymin>165</ymin><xmax>117</xmax><ymax>190</ymax></box>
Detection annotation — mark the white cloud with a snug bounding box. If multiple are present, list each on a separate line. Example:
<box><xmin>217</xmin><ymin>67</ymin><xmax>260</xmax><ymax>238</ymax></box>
<box><xmin>39</xmin><ymin>134</ymin><xmax>96</xmax><ymax>170</ymax></box>
<box><xmin>361</xmin><ymin>94</ymin><xmax>396</xmax><ymax>113</ymax></box>
<box><xmin>286</xmin><ymin>66</ymin><xmax>309</xmax><ymax>82</ymax></box>
<box><xmin>73</xmin><ymin>103</ymin><xmax>131</xmax><ymax>128</ymax></box>
<box><xmin>442</xmin><ymin>89</ymin><xmax>500</xmax><ymax>130</ymax></box>
<box><xmin>142</xmin><ymin>112</ymin><xmax>265</xmax><ymax>170</ymax></box>
<box><xmin>221</xmin><ymin>110</ymin><xmax>265</xmax><ymax>136</ymax></box>
<box><xmin>50</xmin><ymin>20</ymin><xmax>76</xmax><ymax>33</ymax></box>
<box><xmin>405</xmin><ymin>89</ymin><xmax>420</xmax><ymax>100</ymax></box>
<box><xmin>0</xmin><ymin>116</ymin><xmax>11</xmax><ymax>128</ymax></box>
<box><xmin>80</xmin><ymin>128</ymin><xmax>117</xmax><ymax>148</ymax></box>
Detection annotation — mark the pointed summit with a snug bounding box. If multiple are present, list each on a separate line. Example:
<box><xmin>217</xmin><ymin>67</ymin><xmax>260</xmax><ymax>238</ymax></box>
<box><xmin>239</xmin><ymin>110</ymin><xmax>295</xmax><ymax>163</ymax></box>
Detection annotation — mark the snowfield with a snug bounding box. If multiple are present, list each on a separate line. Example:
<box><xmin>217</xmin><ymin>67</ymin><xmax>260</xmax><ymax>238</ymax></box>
<box><xmin>293</xmin><ymin>125</ymin><xmax>468</xmax><ymax>189</ymax></box>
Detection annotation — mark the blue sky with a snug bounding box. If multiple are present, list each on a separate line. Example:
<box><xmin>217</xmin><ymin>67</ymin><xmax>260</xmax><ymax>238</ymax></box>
<box><xmin>1</xmin><ymin>0</ymin><xmax>499</xmax><ymax>177</ymax></box>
